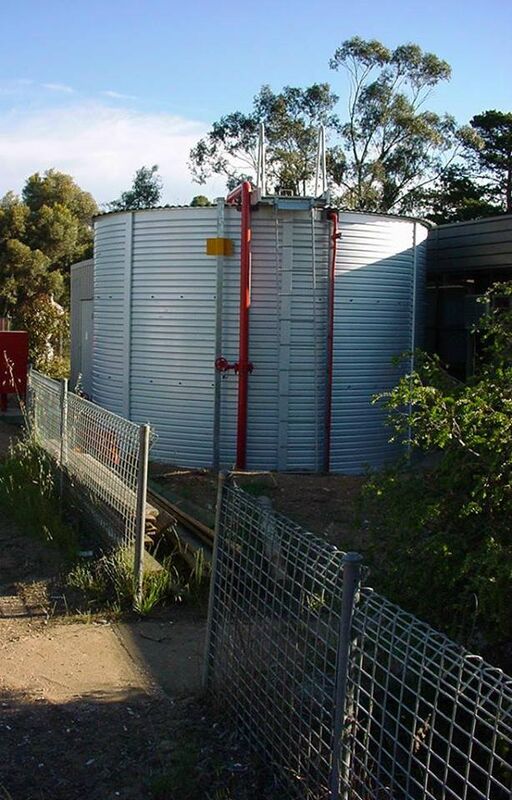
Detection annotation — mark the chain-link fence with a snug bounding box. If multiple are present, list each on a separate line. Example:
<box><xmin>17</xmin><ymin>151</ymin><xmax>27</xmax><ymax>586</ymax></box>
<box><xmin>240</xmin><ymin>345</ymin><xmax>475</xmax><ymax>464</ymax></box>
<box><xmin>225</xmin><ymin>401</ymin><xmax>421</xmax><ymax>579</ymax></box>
<box><xmin>28</xmin><ymin>370</ymin><xmax>152</xmax><ymax>593</ymax></box>
<box><xmin>205</xmin><ymin>478</ymin><xmax>512</xmax><ymax>800</ymax></box>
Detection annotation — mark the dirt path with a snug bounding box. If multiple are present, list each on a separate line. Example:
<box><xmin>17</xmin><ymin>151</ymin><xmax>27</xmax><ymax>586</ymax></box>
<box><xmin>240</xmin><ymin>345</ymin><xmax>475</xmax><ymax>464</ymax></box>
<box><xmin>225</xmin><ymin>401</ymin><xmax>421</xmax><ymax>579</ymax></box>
<box><xmin>0</xmin><ymin>422</ymin><xmax>207</xmax><ymax>799</ymax></box>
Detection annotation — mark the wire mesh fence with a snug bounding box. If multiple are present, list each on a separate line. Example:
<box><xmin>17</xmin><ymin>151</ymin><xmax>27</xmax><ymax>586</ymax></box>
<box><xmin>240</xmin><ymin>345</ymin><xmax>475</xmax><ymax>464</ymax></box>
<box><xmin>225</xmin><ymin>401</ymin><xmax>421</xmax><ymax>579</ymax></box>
<box><xmin>205</xmin><ymin>479</ymin><xmax>512</xmax><ymax>800</ymax></box>
<box><xmin>28</xmin><ymin>369</ymin><xmax>150</xmax><ymax>549</ymax></box>
<box><xmin>30</xmin><ymin>371</ymin><xmax>62</xmax><ymax>461</ymax></box>
<box><xmin>348</xmin><ymin>591</ymin><xmax>512</xmax><ymax>800</ymax></box>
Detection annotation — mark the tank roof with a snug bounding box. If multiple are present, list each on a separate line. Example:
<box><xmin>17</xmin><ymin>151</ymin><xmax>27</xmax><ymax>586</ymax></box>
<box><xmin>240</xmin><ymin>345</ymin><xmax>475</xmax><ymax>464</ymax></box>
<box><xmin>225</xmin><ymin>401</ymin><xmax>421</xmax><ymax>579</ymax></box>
<box><xmin>93</xmin><ymin>199</ymin><xmax>432</xmax><ymax>227</ymax></box>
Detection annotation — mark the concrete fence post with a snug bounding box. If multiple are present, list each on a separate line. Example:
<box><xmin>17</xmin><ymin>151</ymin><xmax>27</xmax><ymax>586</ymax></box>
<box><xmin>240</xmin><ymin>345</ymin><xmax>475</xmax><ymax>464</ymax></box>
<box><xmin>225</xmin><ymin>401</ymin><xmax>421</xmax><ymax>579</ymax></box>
<box><xmin>202</xmin><ymin>469</ymin><xmax>228</xmax><ymax>690</ymax></box>
<box><xmin>329</xmin><ymin>551</ymin><xmax>363</xmax><ymax>800</ymax></box>
<box><xmin>133</xmin><ymin>423</ymin><xmax>151</xmax><ymax>609</ymax></box>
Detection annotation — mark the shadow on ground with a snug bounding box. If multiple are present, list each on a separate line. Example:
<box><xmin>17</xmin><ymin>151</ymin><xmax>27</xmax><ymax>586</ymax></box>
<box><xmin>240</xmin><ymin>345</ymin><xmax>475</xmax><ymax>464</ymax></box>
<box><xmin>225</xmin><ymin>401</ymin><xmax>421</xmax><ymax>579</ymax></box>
<box><xmin>0</xmin><ymin>687</ymin><xmax>195</xmax><ymax>800</ymax></box>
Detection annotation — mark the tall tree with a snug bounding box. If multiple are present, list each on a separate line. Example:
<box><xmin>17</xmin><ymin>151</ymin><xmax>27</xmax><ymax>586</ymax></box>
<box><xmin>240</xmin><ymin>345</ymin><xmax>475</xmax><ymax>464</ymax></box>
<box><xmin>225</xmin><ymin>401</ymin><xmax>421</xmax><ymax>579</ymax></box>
<box><xmin>416</xmin><ymin>165</ymin><xmax>501</xmax><ymax>224</ymax></box>
<box><xmin>189</xmin><ymin>83</ymin><xmax>339</xmax><ymax>195</ymax></box>
<box><xmin>108</xmin><ymin>165</ymin><xmax>163</xmax><ymax>211</ymax></box>
<box><xmin>22</xmin><ymin>169</ymin><xmax>97</xmax><ymax>268</ymax></box>
<box><xmin>0</xmin><ymin>171</ymin><xmax>98</xmax><ymax>367</ymax></box>
<box><xmin>462</xmin><ymin>110</ymin><xmax>512</xmax><ymax>213</ymax></box>
<box><xmin>328</xmin><ymin>38</ymin><xmax>457</xmax><ymax>212</ymax></box>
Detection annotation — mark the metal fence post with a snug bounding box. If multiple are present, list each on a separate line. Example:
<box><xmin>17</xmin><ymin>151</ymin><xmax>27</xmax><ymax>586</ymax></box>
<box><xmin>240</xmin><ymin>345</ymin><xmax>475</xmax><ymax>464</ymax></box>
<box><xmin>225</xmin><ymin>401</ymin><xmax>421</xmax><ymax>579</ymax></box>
<box><xmin>329</xmin><ymin>551</ymin><xmax>363</xmax><ymax>800</ymax></box>
<box><xmin>59</xmin><ymin>378</ymin><xmax>68</xmax><ymax>501</ymax></box>
<box><xmin>26</xmin><ymin>365</ymin><xmax>33</xmax><ymax>432</ymax></box>
<box><xmin>202</xmin><ymin>469</ymin><xmax>228</xmax><ymax>690</ymax></box>
<box><xmin>133</xmin><ymin>423</ymin><xmax>151</xmax><ymax>609</ymax></box>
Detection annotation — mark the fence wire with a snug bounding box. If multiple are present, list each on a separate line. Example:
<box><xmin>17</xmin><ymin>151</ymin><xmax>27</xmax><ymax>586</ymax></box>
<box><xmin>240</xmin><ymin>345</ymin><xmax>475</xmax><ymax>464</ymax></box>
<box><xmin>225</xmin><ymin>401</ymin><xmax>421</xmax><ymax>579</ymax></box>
<box><xmin>30</xmin><ymin>371</ymin><xmax>62</xmax><ymax>461</ymax></box>
<box><xmin>348</xmin><ymin>590</ymin><xmax>512</xmax><ymax>800</ymax></box>
<box><xmin>29</xmin><ymin>369</ymin><xmax>147</xmax><ymax>547</ymax></box>
<box><xmin>206</xmin><ymin>482</ymin><xmax>512</xmax><ymax>800</ymax></box>
<box><xmin>206</xmin><ymin>484</ymin><xmax>348</xmax><ymax>799</ymax></box>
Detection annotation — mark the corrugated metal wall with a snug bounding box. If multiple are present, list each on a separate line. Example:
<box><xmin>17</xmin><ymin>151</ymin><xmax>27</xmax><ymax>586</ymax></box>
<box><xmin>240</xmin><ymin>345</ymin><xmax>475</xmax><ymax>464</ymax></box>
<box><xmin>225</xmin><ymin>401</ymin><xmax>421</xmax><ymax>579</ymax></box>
<box><xmin>427</xmin><ymin>214</ymin><xmax>512</xmax><ymax>274</ymax></box>
<box><xmin>70</xmin><ymin>259</ymin><xmax>93</xmax><ymax>393</ymax></box>
<box><xmin>94</xmin><ymin>207</ymin><xmax>228</xmax><ymax>466</ymax></box>
<box><xmin>330</xmin><ymin>214</ymin><xmax>428</xmax><ymax>474</ymax></box>
<box><xmin>280</xmin><ymin>209</ymin><xmax>329</xmax><ymax>471</ymax></box>
<box><xmin>93</xmin><ymin>215</ymin><xmax>130</xmax><ymax>415</ymax></box>
<box><xmin>130</xmin><ymin>207</ymin><xmax>222</xmax><ymax>466</ymax></box>
<box><xmin>93</xmin><ymin>204</ymin><xmax>427</xmax><ymax>473</ymax></box>
<box><xmin>218</xmin><ymin>204</ymin><xmax>328</xmax><ymax>471</ymax></box>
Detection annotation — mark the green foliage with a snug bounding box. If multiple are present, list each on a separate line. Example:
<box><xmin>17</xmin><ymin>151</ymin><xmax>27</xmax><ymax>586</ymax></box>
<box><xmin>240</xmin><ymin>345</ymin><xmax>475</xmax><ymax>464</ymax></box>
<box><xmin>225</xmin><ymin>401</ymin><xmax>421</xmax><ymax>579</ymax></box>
<box><xmin>329</xmin><ymin>37</ymin><xmax>457</xmax><ymax>212</ymax></box>
<box><xmin>189</xmin><ymin>83</ymin><xmax>339</xmax><ymax>194</ymax></box>
<box><xmin>189</xmin><ymin>38</ymin><xmax>462</xmax><ymax>213</ymax></box>
<box><xmin>66</xmin><ymin>544</ymin><xmax>209</xmax><ymax>616</ymax></box>
<box><xmin>0</xmin><ymin>435</ymin><xmax>77</xmax><ymax>560</ymax></box>
<box><xmin>462</xmin><ymin>110</ymin><xmax>512</xmax><ymax>213</ymax></box>
<box><xmin>22</xmin><ymin>169</ymin><xmax>98</xmax><ymax>269</ymax></box>
<box><xmin>419</xmin><ymin>165</ymin><xmax>502</xmax><ymax>224</ymax></box>
<box><xmin>108</xmin><ymin>165</ymin><xmax>163</xmax><ymax>211</ymax></box>
<box><xmin>0</xmin><ymin>170</ymin><xmax>97</xmax><ymax>367</ymax></box>
<box><xmin>364</xmin><ymin>282</ymin><xmax>512</xmax><ymax>652</ymax></box>
<box><xmin>16</xmin><ymin>295</ymin><xmax>69</xmax><ymax>370</ymax></box>
<box><xmin>190</xmin><ymin>194</ymin><xmax>212</xmax><ymax>207</ymax></box>
<box><xmin>420</xmin><ymin>110</ymin><xmax>512</xmax><ymax>221</ymax></box>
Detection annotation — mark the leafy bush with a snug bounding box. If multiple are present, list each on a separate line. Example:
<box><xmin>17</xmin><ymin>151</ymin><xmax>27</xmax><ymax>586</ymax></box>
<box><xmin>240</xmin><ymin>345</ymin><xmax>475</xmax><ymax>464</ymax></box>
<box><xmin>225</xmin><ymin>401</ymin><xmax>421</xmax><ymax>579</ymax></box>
<box><xmin>363</xmin><ymin>282</ymin><xmax>512</xmax><ymax>656</ymax></box>
<box><xmin>16</xmin><ymin>293</ymin><xmax>69</xmax><ymax>372</ymax></box>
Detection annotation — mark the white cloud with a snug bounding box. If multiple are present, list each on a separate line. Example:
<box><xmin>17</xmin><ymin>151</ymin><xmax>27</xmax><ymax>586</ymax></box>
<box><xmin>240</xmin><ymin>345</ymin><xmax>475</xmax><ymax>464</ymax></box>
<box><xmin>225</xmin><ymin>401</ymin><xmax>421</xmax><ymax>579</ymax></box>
<box><xmin>101</xmin><ymin>90</ymin><xmax>137</xmax><ymax>101</ymax></box>
<box><xmin>0</xmin><ymin>102</ymin><xmax>227</xmax><ymax>205</ymax></box>
<box><xmin>42</xmin><ymin>83</ymin><xmax>74</xmax><ymax>93</ymax></box>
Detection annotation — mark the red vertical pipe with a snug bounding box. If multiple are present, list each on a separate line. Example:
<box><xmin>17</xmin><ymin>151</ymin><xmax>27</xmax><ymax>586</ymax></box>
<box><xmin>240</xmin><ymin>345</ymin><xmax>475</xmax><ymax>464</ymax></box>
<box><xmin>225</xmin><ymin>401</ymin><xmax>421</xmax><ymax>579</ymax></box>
<box><xmin>226</xmin><ymin>181</ymin><xmax>252</xmax><ymax>470</ymax></box>
<box><xmin>324</xmin><ymin>210</ymin><xmax>338</xmax><ymax>473</ymax></box>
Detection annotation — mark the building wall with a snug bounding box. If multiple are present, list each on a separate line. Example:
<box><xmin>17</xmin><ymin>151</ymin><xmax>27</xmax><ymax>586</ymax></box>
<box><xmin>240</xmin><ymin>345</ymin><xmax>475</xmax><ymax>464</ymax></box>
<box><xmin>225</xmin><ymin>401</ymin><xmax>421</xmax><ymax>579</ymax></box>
<box><xmin>426</xmin><ymin>214</ymin><xmax>512</xmax><ymax>379</ymax></box>
<box><xmin>427</xmin><ymin>214</ymin><xmax>512</xmax><ymax>275</ymax></box>
<box><xmin>70</xmin><ymin>259</ymin><xmax>93</xmax><ymax>395</ymax></box>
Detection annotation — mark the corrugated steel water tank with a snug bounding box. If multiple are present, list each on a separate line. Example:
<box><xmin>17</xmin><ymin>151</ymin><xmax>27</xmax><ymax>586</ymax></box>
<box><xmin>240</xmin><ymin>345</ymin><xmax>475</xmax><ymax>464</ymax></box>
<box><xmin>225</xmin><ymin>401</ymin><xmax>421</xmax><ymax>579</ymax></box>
<box><xmin>332</xmin><ymin>213</ymin><xmax>428</xmax><ymax>472</ymax></box>
<box><xmin>92</xmin><ymin>201</ymin><xmax>427</xmax><ymax>473</ymax></box>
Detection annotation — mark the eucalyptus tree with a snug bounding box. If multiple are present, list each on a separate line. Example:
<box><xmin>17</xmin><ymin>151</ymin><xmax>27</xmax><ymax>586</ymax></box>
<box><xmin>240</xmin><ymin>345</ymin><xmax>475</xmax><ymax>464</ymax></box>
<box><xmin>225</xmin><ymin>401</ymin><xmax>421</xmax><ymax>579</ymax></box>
<box><xmin>328</xmin><ymin>37</ymin><xmax>458</xmax><ymax>213</ymax></box>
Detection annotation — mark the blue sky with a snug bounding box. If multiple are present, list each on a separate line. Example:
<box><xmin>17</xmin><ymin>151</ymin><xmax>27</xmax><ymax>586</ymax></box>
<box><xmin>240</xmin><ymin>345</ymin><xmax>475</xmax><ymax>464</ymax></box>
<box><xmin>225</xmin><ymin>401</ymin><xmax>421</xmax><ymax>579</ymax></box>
<box><xmin>1</xmin><ymin>0</ymin><xmax>510</xmax><ymax>204</ymax></box>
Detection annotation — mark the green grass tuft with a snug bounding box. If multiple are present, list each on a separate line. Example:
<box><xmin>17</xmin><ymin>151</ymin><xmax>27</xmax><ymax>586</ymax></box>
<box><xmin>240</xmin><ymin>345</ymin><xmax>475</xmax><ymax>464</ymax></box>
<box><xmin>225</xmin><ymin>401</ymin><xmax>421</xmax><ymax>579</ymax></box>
<box><xmin>0</xmin><ymin>434</ymin><xmax>77</xmax><ymax>560</ymax></box>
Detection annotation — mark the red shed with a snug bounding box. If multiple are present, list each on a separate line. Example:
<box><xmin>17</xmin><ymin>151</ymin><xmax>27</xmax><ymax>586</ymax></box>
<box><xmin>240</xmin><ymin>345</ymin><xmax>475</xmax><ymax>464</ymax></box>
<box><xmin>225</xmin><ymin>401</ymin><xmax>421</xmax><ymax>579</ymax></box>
<box><xmin>0</xmin><ymin>331</ymin><xmax>29</xmax><ymax>412</ymax></box>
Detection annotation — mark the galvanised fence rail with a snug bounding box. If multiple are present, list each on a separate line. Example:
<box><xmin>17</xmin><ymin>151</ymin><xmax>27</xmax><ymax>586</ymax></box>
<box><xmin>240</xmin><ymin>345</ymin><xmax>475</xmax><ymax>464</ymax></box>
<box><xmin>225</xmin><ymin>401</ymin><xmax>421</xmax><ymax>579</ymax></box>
<box><xmin>28</xmin><ymin>369</ymin><xmax>152</xmax><ymax>597</ymax></box>
<box><xmin>204</xmin><ymin>477</ymin><xmax>512</xmax><ymax>800</ymax></box>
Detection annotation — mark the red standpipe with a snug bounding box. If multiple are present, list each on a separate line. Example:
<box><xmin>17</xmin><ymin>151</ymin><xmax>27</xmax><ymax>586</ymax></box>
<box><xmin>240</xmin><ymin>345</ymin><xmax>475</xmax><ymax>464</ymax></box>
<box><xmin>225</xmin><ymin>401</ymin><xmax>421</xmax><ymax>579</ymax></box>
<box><xmin>226</xmin><ymin>181</ymin><xmax>252</xmax><ymax>470</ymax></box>
<box><xmin>324</xmin><ymin>210</ymin><xmax>338</xmax><ymax>473</ymax></box>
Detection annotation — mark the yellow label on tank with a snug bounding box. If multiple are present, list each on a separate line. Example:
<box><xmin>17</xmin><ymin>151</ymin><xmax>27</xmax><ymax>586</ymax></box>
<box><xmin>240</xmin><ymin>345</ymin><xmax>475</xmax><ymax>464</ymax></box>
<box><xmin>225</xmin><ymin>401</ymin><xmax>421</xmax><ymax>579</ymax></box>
<box><xmin>206</xmin><ymin>238</ymin><xmax>234</xmax><ymax>256</ymax></box>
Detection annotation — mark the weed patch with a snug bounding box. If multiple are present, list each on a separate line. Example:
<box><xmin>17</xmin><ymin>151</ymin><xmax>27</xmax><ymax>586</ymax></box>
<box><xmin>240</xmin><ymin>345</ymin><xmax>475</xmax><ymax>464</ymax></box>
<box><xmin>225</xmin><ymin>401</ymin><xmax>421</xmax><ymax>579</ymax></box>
<box><xmin>65</xmin><ymin>545</ymin><xmax>210</xmax><ymax>617</ymax></box>
<box><xmin>0</xmin><ymin>435</ymin><xmax>77</xmax><ymax>560</ymax></box>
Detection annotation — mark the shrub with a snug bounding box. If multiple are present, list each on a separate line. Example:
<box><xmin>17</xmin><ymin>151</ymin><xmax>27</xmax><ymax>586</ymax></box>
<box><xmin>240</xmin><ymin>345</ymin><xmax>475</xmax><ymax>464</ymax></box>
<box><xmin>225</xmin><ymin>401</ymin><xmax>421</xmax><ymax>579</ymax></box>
<box><xmin>363</xmin><ymin>282</ymin><xmax>512</xmax><ymax>656</ymax></box>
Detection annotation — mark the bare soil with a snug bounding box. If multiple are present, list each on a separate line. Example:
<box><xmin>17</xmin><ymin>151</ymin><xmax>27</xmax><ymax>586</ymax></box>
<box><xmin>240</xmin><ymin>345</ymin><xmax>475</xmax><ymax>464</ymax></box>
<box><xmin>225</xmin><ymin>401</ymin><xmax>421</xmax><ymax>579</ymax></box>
<box><xmin>150</xmin><ymin>465</ymin><xmax>367</xmax><ymax>552</ymax></box>
<box><xmin>0</xmin><ymin>424</ymin><xmax>364</xmax><ymax>799</ymax></box>
<box><xmin>0</xmin><ymin>499</ymin><xmax>211</xmax><ymax>799</ymax></box>
<box><xmin>0</xmin><ymin>422</ymin><xmax>221</xmax><ymax>800</ymax></box>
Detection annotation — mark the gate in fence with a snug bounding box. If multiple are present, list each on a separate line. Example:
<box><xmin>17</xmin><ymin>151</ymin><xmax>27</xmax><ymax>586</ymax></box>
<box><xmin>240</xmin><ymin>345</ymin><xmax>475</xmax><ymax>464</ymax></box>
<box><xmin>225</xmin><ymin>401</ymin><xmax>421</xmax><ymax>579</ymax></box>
<box><xmin>204</xmin><ymin>476</ymin><xmax>512</xmax><ymax>800</ymax></box>
<box><xmin>28</xmin><ymin>369</ymin><xmax>151</xmax><ymax>600</ymax></box>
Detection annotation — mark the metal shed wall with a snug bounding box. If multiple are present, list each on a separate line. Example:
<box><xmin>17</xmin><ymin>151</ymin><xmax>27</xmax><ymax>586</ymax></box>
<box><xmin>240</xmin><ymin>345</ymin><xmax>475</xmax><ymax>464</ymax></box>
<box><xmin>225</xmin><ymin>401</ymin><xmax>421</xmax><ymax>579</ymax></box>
<box><xmin>330</xmin><ymin>214</ymin><xmax>428</xmax><ymax>474</ymax></box>
<box><xmin>93</xmin><ymin>215</ymin><xmax>131</xmax><ymax>415</ymax></box>
<box><xmin>70</xmin><ymin>258</ymin><xmax>93</xmax><ymax>395</ymax></box>
<box><xmin>427</xmin><ymin>214</ymin><xmax>512</xmax><ymax>274</ymax></box>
